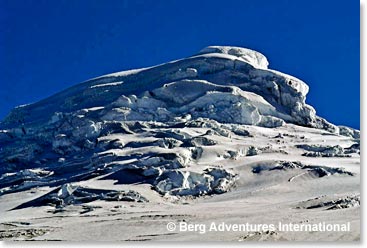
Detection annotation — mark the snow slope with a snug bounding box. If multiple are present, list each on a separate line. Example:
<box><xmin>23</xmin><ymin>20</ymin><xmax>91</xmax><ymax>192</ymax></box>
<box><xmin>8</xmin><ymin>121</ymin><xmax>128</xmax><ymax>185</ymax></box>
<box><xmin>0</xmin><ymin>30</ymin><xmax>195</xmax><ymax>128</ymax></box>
<box><xmin>0</xmin><ymin>46</ymin><xmax>360</xmax><ymax>241</ymax></box>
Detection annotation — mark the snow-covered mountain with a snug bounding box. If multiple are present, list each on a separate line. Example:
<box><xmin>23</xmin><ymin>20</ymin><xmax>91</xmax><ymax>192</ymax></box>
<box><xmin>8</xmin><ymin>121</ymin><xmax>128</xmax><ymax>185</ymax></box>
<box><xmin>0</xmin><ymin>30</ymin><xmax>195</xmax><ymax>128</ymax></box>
<box><xmin>0</xmin><ymin>46</ymin><xmax>360</xmax><ymax>241</ymax></box>
<box><xmin>1</xmin><ymin>46</ymin><xmax>340</xmax><ymax>131</ymax></box>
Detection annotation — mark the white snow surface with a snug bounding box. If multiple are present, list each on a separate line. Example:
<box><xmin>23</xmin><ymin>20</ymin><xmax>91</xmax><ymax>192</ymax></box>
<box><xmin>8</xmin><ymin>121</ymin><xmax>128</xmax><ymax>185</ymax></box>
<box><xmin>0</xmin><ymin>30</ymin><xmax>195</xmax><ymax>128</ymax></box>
<box><xmin>0</xmin><ymin>46</ymin><xmax>360</xmax><ymax>241</ymax></box>
<box><xmin>198</xmin><ymin>45</ymin><xmax>269</xmax><ymax>69</ymax></box>
<box><xmin>0</xmin><ymin>45</ymin><xmax>338</xmax><ymax>132</ymax></box>
<box><xmin>90</xmin><ymin>81</ymin><xmax>124</xmax><ymax>88</ymax></box>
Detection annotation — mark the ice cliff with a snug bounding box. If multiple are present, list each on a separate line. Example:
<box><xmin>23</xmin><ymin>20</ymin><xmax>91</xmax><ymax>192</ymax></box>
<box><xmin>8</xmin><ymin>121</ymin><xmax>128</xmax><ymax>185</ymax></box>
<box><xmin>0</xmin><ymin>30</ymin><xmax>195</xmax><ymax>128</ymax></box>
<box><xmin>1</xmin><ymin>45</ymin><xmax>336</xmax><ymax>131</ymax></box>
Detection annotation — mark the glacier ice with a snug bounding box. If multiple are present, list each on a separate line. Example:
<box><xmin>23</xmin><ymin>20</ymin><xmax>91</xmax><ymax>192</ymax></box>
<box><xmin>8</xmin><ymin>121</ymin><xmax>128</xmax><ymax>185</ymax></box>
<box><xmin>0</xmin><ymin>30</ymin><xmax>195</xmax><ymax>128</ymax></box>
<box><xmin>0</xmin><ymin>46</ymin><xmax>340</xmax><ymax>132</ymax></box>
<box><xmin>0</xmin><ymin>45</ymin><xmax>359</xmax><ymax>201</ymax></box>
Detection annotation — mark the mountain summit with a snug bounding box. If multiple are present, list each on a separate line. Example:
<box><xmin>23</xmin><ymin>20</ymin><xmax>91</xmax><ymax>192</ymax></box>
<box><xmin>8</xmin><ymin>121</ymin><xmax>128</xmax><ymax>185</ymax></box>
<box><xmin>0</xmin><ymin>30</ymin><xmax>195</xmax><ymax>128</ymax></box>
<box><xmin>1</xmin><ymin>46</ymin><xmax>341</xmax><ymax>133</ymax></box>
<box><xmin>0</xmin><ymin>46</ymin><xmax>360</xmax><ymax>241</ymax></box>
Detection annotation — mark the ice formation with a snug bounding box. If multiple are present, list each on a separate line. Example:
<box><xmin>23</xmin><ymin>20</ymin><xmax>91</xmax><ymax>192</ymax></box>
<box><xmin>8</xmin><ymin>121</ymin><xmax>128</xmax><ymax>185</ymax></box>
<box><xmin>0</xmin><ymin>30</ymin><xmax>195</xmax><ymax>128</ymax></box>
<box><xmin>0</xmin><ymin>46</ymin><xmax>359</xmax><ymax>205</ymax></box>
<box><xmin>1</xmin><ymin>45</ymin><xmax>340</xmax><ymax>131</ymax></box>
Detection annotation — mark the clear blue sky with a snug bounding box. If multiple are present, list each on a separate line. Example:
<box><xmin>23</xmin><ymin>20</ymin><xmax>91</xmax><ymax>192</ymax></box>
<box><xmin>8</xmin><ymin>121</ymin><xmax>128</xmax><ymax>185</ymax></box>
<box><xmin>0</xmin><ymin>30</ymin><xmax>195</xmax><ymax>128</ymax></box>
<box><xmin>0</xmin><ymin>0</ymin><xmax>360</xmax><ymax>129</ymax></box>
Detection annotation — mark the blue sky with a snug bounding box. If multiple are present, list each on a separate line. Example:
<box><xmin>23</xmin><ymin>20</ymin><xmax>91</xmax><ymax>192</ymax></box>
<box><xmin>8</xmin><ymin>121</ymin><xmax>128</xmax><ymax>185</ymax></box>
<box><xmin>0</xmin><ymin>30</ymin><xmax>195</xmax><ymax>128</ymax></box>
<box><xmin>0</xmin><ymin>0</ymin><xmax>360</xmax><ymax>128</ymax></box>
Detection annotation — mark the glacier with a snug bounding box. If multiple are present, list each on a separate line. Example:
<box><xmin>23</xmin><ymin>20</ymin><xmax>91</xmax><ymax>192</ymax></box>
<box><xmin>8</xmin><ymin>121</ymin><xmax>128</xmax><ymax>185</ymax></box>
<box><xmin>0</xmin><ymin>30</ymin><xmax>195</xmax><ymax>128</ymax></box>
<box><xmin>0</xmin><ymin>46</ymin><xmax>360</xmax><ymax>241</ymax></box>
<box><xmin>1</xmin><ymin>46</ymin><xmax>336</xmax><ymax>131</ymax></box>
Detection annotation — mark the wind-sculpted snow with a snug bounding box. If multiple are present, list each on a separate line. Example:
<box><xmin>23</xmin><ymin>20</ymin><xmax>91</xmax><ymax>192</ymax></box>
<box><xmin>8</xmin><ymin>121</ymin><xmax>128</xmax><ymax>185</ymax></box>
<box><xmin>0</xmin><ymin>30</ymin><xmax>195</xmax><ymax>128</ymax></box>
<box><xmin>197</xmin><ymin>46</ymin><xmax>269</xmax><ymax>69</ymax></box>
